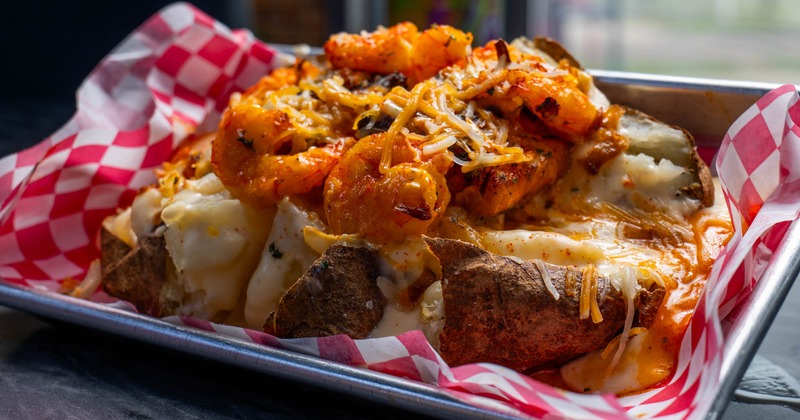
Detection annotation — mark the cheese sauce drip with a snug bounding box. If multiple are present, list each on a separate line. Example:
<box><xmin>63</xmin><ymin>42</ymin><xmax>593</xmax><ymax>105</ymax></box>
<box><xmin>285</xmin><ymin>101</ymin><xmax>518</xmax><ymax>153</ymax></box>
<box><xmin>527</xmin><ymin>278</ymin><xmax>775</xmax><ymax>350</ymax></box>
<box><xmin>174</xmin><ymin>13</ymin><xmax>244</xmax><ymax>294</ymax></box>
<box><xmin>557</xmin><ymin>179</ymin><xmax>732</xmax><ymax>394</ymax></box>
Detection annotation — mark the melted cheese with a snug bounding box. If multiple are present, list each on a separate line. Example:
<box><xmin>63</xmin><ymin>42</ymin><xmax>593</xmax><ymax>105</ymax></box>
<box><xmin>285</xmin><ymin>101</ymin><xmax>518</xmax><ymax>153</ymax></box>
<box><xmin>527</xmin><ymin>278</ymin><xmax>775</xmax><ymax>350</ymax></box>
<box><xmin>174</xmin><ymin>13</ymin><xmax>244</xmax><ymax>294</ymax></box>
<box><xmin>104</xmin><ymin>186</ymin><xmax>165</xmax><ymax>249</ymax></box>
<box><xmin>608</xmin><ymin>266</ymin><xmax>638</xmax><ymax>372</ymax></box>
<box><xmin>130</xmin><ymin>187</ymin><xmax>163</xmax><ymax>241</ymax></box>
<box><xmin>103</xmin><ymin>207</ymin><xmax>136</xmax><ymax>248</ymax></box>
<box><xmin>560</xmin><ymin>183</ymin><xmax>731</xmax><ymax>394</ymax></box>
<box><xmin>368</xmin><ymin>238</ymin><xmax>442</xmax><ymax>339</ymax></box>
<box><xmin>418</xmin><ymin>280</ymin><xmax>445</xmax><ymax>347</ymax></box>
<box><xmin>483</xmin><ymin>230</ymin><xmax>605</xmax><ymax>266</ymax></box>
<box><xmin>560</xmin><ymin>146</ymin><xmax>702</xmax><ymax>219</ymax></box>
<box><xmin>377</xmin><ymin>238</ymin><xmax>438</xmax><ymax>290</ymax></box>
<box><xmin>533</xmin><ymin>259</ymin><xmax>560</xmax><ymax>300</ymax></box>
<box><xmin>68</xmin><ymin>259</ymin><xmax>103</xmax><ymax>299</ymax></box>
<box><xmin>369</xmin><ymin>279</ymin><xmax>445</xmax><ymax>344</ymax></box>
<box><xmin>244</xmin><ymin>197</ymin><xmax>325</xmax><ymax>328</ymax></box>
<box><xmin>370</xmin><ymin>275</ymin><xmax>426</xmax><ymax>338</ymax></box>
<box><xmin>160</xmin><ymin>173</ymin><xmax>270</xmax><ymax>320</ymax></box>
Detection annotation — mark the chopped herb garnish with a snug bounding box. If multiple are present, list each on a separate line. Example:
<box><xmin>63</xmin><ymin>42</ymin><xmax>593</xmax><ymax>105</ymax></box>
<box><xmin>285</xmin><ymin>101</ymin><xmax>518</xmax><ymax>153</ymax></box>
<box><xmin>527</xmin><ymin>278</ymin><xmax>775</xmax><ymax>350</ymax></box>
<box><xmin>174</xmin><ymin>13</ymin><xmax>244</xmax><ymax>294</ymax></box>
<box><xmin>268</xmin><ymin>242</ymin><xmax>283</xmax><ymax>259</ymax></box>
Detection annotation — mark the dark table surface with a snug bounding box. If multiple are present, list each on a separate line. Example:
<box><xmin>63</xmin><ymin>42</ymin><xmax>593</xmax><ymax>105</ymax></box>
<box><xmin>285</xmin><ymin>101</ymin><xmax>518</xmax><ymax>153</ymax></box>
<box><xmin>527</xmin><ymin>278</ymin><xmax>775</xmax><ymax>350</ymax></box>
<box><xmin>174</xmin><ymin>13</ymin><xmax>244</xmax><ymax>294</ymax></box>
<box><xmin>0</xmin><ymin>284</ymin><xmax>799</xmax><ymax>420</ymax></box>
<box><xmin>2</xmin><ymin>100</ymin><xmax>800</xmax><ymax>419</ymax></box>
<box><xmin>0</xmin><ymin>304</ymin><xmax>428</xmax><ymax>420</ymax></box>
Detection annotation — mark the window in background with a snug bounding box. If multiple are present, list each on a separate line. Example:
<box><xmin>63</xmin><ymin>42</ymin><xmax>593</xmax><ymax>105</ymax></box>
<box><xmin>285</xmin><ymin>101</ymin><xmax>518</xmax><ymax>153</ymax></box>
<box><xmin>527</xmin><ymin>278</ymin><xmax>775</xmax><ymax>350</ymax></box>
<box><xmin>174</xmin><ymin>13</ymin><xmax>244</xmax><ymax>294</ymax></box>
<box><xmin>249</xmin><ymin>0</ymin><xmax>799</xmax><ymax>85</ymax></box>
<box><xmin>555</xmin><ymin>0</ymin><xmax>800</xmax><ymax>84</ymax></box>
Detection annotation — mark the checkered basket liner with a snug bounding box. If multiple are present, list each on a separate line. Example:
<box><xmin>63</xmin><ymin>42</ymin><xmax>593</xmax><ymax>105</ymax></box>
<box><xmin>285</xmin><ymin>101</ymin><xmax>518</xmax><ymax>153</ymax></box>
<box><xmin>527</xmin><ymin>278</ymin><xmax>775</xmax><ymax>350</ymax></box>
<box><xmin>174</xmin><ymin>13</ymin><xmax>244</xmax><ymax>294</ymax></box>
<box><xmin>1</xmin><ymin>3</ymin><xmax>799</xmax><ymax>419</ymax></box>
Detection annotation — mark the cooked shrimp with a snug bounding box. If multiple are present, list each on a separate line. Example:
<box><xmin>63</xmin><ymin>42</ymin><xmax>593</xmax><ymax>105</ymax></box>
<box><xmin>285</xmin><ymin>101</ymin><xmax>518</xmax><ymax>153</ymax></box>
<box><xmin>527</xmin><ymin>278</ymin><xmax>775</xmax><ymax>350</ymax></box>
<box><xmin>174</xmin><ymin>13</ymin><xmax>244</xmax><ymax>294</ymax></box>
<box><xmin>324</xmin><ymin>22</ymin><xmax>418</xmax><ymax>75</ymax></box>
<box><xmin>508</xmin><ymin>68</ymin><xmax>598</xmax><ymax>137</ymax></box>
<box><xmin>237</xmin><ymin>60</ymin><xmax>322</xmax><ymax>106</ymax></box>
<box><xmin>324</xmin><ymin>22</ymin><xmax>472</xmax><ymax>85</ymax></box>
<box><xmin>211</xmin><ymin>103</ymin><xmax>352</xmax><ymax>208</ymax></box>
<box><xmin>441</xmin><ymin>40</ymin><xmax>599</xmax><ymax>139</ymax></box>
<box><xmin>447</xmin><ymin>135</ymin><xmax>570</xmax><ymax>217</ymax></box>
<box><xmin>324</xmin><ymin>133</ymin><xmax>451</xmax><ymax>243</ymax></box>
<box><xmin>407</xmin><ymin>24</ymin><xmax>473</xmax><ymax>83</ymax></box>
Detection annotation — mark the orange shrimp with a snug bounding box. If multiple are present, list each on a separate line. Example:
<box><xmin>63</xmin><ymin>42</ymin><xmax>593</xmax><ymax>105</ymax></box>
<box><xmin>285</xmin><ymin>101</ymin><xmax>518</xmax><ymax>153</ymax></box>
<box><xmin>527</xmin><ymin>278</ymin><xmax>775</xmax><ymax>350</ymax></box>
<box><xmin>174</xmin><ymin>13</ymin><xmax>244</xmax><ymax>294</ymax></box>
<box><xmin>445</xmin><ymin>40</ymin><xmax>598</xmax><ymax>139</ymax></box>
<box><xmin>447</xmin><ymin>135</ymin><xmax>571</xmax><ymax>217</ymax></box>
<box><xmin>236</xmin><ymin>60</ymin><xmax>322</xmax><ymax>106</ymax></box>
<box><xmin>323</xmin><ymin>22</ymin><xmax>472</xmax><ymax>85</ymax></box>
<box><xmin>324</xmin><ymin>133</ymin><xmax>451</xmax><ymax>243</ymax></box>
<box><xmin>407</xmin><ymin>24</ymin><xmax>473</xmax><ymax>83</ymax></box>
<box><xmin>211</xmin><ymin>103</ymin><xmax>352</xmax><ymax>208</ymax></box>
<box><xmin>324</xmin><ymin>22</ymin><xmax>418</xmax><ymax>75</ymax></box>
<box><xmin>508</xmin><ymin>68</ymin><xmax>599</xmax><ymax>137</ymax></box>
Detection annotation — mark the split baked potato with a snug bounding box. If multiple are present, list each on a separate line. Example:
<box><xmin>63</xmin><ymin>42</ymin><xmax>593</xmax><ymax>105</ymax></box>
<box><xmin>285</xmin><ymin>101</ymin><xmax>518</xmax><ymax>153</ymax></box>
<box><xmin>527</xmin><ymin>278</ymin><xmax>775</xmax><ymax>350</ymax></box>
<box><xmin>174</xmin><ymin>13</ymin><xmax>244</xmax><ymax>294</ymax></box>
<box><xmin>95</xmin><ymin>24</ymin><xmax>731</xmax><ymax>395</ymax></box>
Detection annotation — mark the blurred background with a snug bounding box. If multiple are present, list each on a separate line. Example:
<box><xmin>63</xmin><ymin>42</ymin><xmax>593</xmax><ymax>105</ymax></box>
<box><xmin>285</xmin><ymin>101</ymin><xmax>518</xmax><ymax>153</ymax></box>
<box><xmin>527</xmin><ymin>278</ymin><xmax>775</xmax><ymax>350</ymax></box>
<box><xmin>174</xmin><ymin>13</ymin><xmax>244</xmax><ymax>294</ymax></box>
<box><xmin>0</xmin><ymin>0</ymin><xmax>798</xmax><ymax>154</ymax></box>
<box><xmin>252</xmin><ymin>0</ymin><xmax>800</xmax><ymax>85</ymax></box>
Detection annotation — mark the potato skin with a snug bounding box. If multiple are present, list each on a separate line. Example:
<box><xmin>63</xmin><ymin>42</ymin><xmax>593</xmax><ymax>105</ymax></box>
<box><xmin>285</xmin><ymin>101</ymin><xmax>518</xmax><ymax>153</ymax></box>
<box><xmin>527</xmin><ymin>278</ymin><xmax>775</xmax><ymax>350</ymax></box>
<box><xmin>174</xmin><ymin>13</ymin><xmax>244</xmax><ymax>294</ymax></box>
<box><xmin>691</xmin><ymin>141</ymin><xmax>715</xmax><ymax>208</ymax></box>
<box><xmin>100</xmin><ymin>226</ymin><xmax>178</xmax><ymax>317</ymax></box>
<box><xmin>620</xmin><ymin>107</ymin><xmax>714</xmax><ymax>208</ymax></box>
<box><xmin>268</xmin><ymin>244</ymin><xmax>386</xmax><ymax>339</ymax></box>
<box><xmin>533</xmin><ymin>36</ymin><xmax>582</xmax><ymax>69</ymax></box>
<box><xmin>425</xmin><ymin>237</ymin><xmax>641</xmax><ymax>372</ymax></box>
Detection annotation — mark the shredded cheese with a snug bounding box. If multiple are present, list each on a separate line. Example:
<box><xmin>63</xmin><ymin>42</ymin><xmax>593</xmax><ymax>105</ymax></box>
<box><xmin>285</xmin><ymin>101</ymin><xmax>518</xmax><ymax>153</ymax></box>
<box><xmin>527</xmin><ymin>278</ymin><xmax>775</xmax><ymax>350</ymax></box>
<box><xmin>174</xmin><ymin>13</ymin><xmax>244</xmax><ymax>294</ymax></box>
<box><xmin>317</xmin><ymin>77</ymin><xmax>384</xmax><ymax>107</ymax></box>
<box><xmin>597</xmin><ymin>201</ymin><xmax>692</xmax><ymax>245</ymax></box>
<box><xmin>422</xmin><ymin>135</ymin><xmax>458</xmax><ymax>156</ymax></box>
<box><xmin>380</xmin><ymin>83</ymin><xmax>429</xmax><ymax>173</ymax></box>
<box><xmin>435</xmin><ymin>91</ymin><xmax>485</xmax><ymax>151</ymax></box>
<box><xmin>373</xmin><ymin>76</ymin><xmax>529</xmax><ymax>172</ymax></box>
<box><xmin>579</xmin><ymin>264</ymin><xmax>596</xmax><ymax>320</ymax></box>
<box><xmin>452</xmin><ymin>67</ymin><xmax>508</xmax><ymax>100</ymax></box>
<box><xmin>606</xmin><ymin>266</ymin><xmax>640</xmax><ymax>375</ymax></box>
<box><xmin>564</xmin><ymin>266</ymin><xmax>576</xmax><ymax>297</ymax></box>
<box><xmin>534</xmin><ymin>259</ymin><xmax>560</xmax><ymax>300</ymax></box>
<box><xmin>589</xmin><ymin>269</ymin><xmax>603</xmax><ymax>323</ymax></box>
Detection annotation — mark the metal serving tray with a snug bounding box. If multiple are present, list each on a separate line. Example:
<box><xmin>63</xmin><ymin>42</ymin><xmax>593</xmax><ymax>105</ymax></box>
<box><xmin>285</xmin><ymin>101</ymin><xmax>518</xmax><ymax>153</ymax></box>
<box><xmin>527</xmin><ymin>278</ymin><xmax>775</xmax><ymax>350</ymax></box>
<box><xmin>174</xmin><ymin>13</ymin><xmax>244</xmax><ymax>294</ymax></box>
<box><xmin>0</xmin><ymin>73</ymin><xmax>797</xmax><ymax>420</ymax></box>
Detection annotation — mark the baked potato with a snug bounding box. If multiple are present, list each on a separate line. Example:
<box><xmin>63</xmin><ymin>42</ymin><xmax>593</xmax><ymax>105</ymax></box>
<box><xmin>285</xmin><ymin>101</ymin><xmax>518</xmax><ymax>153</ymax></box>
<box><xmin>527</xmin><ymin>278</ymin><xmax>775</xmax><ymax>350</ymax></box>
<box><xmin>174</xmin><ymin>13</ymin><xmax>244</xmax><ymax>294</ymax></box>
<box><xmin>95</xmin><ymin>22</ymin><xmax>731</xmax><ymax>395</ymax></box>
<box><xmin>100</xmin><ymin>226</ymin><xmax>176</xmax><ymax>317</ymax></box>
<box><xmin>265</xmin><ymin>237</ymin><xmax>664</xmax><ymax>373</ymax></box>
<box><xmin>266</xmin><ymin>244</ymin><xmax>386</xmax><ymax>338</ymax></box>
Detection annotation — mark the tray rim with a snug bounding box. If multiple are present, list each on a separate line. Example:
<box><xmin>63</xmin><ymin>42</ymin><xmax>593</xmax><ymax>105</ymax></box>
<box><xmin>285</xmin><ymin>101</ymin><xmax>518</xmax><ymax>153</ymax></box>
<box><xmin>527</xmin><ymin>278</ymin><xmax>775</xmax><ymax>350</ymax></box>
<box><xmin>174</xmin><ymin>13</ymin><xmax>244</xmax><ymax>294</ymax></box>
<box><xmin>0</xmin><ymin>280</ymin><xmax>519</xmax><ymax>420</ymax></box>
<box><xmin>589</xmin><ymin>69</ymin><xmax>788</xmax><ymax>94</ymax></box>
<box><xmin>1</xmin><ymin>73</ymin><xmax>799</xmax><ymax>420</ymax></box>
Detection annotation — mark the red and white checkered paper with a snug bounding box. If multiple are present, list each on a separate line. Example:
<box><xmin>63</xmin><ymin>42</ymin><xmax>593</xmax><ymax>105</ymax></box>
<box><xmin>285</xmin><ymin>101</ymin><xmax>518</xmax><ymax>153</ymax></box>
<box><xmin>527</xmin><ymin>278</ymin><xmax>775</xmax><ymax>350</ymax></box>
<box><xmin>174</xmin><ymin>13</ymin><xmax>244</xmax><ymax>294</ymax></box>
<box><xmin>1</xmin><ymin>3</ymin><xmax>799</xmax><ymax>419</ymax></box>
